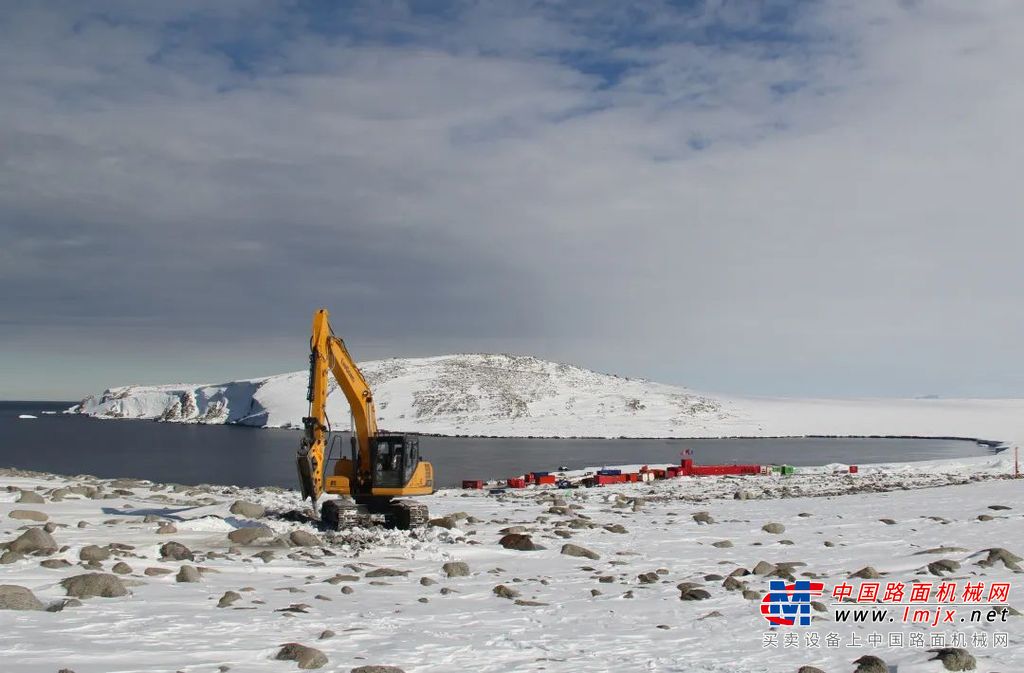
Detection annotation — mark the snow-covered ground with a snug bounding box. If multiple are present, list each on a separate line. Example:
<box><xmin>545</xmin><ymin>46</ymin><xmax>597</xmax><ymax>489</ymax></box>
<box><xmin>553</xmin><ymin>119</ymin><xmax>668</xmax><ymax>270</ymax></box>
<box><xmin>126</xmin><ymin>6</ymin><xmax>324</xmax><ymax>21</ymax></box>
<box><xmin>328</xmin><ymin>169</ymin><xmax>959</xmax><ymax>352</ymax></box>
<box><xmin>0</xmin><ymin>455</ymin><xmax>1021</xmax><ymax>673</ymax></box>
<box><xmin>67</xmin><ymin>354</ymin><xmax>1024</xmax><ymax>442</ymax></box>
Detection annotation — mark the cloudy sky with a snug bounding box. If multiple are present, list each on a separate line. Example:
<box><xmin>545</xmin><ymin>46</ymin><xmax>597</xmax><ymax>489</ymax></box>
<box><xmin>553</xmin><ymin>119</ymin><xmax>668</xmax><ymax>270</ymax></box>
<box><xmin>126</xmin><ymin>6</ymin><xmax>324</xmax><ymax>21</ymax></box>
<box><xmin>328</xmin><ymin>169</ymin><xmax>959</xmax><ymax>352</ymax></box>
<box><xmin>1</xmin><ymin>1</ymin><xmax>1022</xmax><ymax>400</ymax></box>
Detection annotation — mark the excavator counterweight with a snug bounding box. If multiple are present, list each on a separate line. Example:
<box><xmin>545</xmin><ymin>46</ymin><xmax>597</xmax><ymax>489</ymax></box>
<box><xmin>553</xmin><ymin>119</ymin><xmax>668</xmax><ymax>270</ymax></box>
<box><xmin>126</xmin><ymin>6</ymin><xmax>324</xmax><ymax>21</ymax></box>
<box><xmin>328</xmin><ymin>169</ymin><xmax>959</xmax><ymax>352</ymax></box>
<box><xmin>296</xmin><ymin>309</ymin><xmax>434</xmax><ymax>529</ymax></box>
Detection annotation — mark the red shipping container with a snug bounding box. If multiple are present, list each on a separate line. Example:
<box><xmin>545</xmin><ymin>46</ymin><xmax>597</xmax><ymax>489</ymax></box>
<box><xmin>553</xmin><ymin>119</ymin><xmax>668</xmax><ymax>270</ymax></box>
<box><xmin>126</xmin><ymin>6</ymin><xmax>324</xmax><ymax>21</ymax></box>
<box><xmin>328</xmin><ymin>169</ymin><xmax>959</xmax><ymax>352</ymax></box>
<box><xmin>626</xmin><ymin>473</ymin><xmax>638</xmax><ymax>482</ymax></box>
<box><xmin>462</xmin><ymin>480</ymin><xmax>484</xmax><ymax>489</ymax></box>
<box><xmin>537</xmin><ymin>475</ymin><xmax>557</xmax><ymax>485</ymax></box>
<box><xmin>849</xmin><ymin>465</ymin><xmax>859</xmax><ymax>474</ymax></box>
<box><xmin>507</xmin><ymin>478</ymin><xmax>526</xmax><ymax>488</ymax></box>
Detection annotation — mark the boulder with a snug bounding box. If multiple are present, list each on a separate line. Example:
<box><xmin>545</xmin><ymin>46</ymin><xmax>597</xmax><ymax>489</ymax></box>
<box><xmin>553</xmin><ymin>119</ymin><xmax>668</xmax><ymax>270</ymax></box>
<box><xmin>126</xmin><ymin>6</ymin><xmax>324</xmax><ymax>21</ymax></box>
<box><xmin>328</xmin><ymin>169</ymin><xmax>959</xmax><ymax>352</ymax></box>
<box><xmin>849</xmin><ymin>566</ymin><xmax>881</xmax><ymax>579</ymax></box>
<box><xmin>275</xmin><ymin>643</ymin><xmax>328</xmax><ymax>669</ymax></box>
<box><xmin>761</xmin><ymin>523</ymin><xmax>785</xmax><ymax>534</ymax></box>
<box><xmin>227</xmin><ymin>527</ymin><xmax>273</xmax><ymax>545</ymax></box>
<box><xmin>79</xmin><ymin>545</ymin><xmax>111</xmax><ymax>562</ymax></box>
<box><xmin>8</xmin><ymin>510</ymin><xmax>48</xmax><ymax>522</ymax></box>
<box><xmin>692</xmin><ymin>511</ymin><xmax>715</xmax><ymax>525</ymax></box>
<box><xmin>560</xmin><ymin>544</ymin><xmax>599</xmax><ymax>560</ymax></box>
<box><xmin>0</xmin><ymin>551</ymin><xmax>23</xmax><ymax>564</ymax></box>
<box><xmin>350</xmin><ymin>667</ymin><xmax>405</xmax><ymax>673</ymax></box>
<box><xmin>442</xmin><ymin>561</ymin><xmax>470</xmax><ymax>578</ymax></box>
<box><xmin>289</xmin><ymin>530</ymin><xmax>321</xmax><ymax>547</ymax></box>
<box><xmin>977</xmin><ymin>547</ymin><xmax>1022</xmax><ymax>571</ymax></box>
<box><xmin>217</xmin><ymin>591</ymin><xmax>241</xmax><ymax>608</ymax></box>
<box><xmin>928</xmin><ymin>648</ymin><xmax>976</xmax><ymax>671</ymax></box>
<box><xmin>0</xmin><ymin>584</ymin><xmax>44</xmax><ymax>610</ymax></box>
<box><xmin>492</xmin><ymin>584</ymin><xmax>520</xmax><ymax>599</ymax></box>
<box><xmin>176</xmin><ymin>565</ymin><xmax>201</xmax><ymax>583</ymax></box>
<box><xmin>159</xmin><ymin>541</ymin><xmax>193</xmax><ymax>561</ymax></box>
<box><xmin>8</xmin><ymin>527</ymin><xmax>58</xmax><ymax>555</ymax></box>
<box><xmin>16</xmin><ymin>490</ymin><xmax>45</xmax><ymax>504</ymax></box>
<box><xmin>365</xmin><ymin>567</ymin><xmax>408</xmax><ymax>578</ymax></box>
<box><xmin>61</xmin><ymin>573</ymin><xmax>128</xmax><ymax>598</ymax></box>
<box><xmin>498</xmin><ymin>533</ymin><xmax>540</xmax><ymax>551</ymax></box>
<box><xmin>852</xmin><ymin>655</ymin><xmax>888</xmax><ymax>673</ymax></box>
<box><xmin>229</xmin><ymin>500</ymin><xmax>266</xmax><ymax>518</ymax></box>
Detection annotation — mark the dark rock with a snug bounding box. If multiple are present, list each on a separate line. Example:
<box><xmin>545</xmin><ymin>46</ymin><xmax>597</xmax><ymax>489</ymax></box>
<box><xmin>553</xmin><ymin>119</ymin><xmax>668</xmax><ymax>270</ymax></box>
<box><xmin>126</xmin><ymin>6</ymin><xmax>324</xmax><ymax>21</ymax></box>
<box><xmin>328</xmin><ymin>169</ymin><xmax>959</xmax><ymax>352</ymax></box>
<box><xmin>849</xmin><ymin>566</ymin><xmax>881</xmax><ymax>579</ymax></box>
<box><xmin>928</xmin><ymin>647</ymin><xmax>976</xmax><ymax>671</ymax></box>
<box><xmin>692</xmin><ymin>511</ymin><xmax>715</xmax><ymax>525</ymax></box>
<box><xmin>852</xmin><ymin>655</ymin><xmax>887</xmax><ymax>673</ymax></box>
<box><xmin>275</xmin><ymin>643</ymin><xmax>328</xmax><ymax>669</ymax></box>
<box><xmin>350</xmin><ymin>667</ymin><xmax>405</xmax><ymax>673</ymax></box>
<box><xmin>493</xmin><ymin>584</ymin><xmax>520</xmax><ymax>599</ymax></box>
<box><xmin>159</xmin><ymin>541</ymin><xmax>193</xmax><ymax>561</ymax></box>
<box><xmin>928</xmin><ymin>559</ymin><xmax>961</xmax><ymax>576</ymax></box>
<box><xmin>711</xmin><ymin>540</ymin><xmax>733</xmax><ymax>548</ymax></box>
<box><xmin>680</xmin><ymin>587</ymin><xmax>711</xmax><ymax>600</ymax></box>
<box><xmin>762</xmin><ymin>523</ymin><xmax>785</xmax><ymax>534</ymax></box>
<box><xmin>218</xmin><ymin>591</ymin><xmax>241</xmax><ymax>608</ymax></box>
<box><xmin>111</xmin><ymin>561</ymin><xmax>132</xmax><ymax>575</ymax></box>
<box><xmin>365</xmin><ymin>567</ymin><xmax>408</xmax><ymax>578</ymax></box>
<box><xmin>977</xmin><ymin>547</ymin><xmax>1022</xmax><ymax>571</ymax></box>
<box><xmin>498</xmin><ymin>534</ymin><xmax>540</xmax><ymax>551</ymax></box>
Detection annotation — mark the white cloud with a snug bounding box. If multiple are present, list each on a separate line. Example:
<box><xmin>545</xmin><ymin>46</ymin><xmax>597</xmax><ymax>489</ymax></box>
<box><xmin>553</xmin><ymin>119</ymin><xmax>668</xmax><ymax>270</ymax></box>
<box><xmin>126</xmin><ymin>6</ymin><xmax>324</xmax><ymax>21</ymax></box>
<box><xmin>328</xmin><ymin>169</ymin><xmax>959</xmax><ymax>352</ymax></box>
<box><xmin>1</xmin><ymin>1</ymin><xmax>1022</xmax><ymax>397</ymax></box>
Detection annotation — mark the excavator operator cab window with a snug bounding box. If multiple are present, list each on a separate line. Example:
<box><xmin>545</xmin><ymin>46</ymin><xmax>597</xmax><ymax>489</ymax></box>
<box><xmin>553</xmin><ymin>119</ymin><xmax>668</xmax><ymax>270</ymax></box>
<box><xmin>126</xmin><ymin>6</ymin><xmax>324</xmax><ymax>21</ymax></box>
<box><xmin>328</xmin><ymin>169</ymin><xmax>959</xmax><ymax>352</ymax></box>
<box><xmin>371</xmin><ymin>435</ymin><xmax>419</xmax><ymax>487</ymax></box>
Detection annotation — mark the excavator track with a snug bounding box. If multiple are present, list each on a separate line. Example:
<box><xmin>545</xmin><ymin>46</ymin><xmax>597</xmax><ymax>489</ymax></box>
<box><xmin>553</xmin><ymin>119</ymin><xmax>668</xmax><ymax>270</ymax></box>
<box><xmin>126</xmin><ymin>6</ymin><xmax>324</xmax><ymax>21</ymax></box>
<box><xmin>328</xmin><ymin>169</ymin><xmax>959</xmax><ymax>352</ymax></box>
<box><xmin>387</xmin><ymin>499</ymin><xmax>429</xmax><ymax>530</ymax></box>
<box><xmin>320</xmin><ymin>498</ymin><xmax>428</xmax><ymax>531</ymax></box>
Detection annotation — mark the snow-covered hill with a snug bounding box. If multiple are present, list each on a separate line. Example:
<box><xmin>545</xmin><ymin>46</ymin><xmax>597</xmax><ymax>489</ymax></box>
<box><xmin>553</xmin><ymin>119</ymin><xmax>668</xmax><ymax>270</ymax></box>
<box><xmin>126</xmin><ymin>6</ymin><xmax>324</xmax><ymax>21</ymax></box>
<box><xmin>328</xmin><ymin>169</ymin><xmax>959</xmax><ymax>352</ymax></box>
<box><xmin>68</xmin><ymin>353</ymin><xmax>1024</xmax><ymax>442</ymax></box>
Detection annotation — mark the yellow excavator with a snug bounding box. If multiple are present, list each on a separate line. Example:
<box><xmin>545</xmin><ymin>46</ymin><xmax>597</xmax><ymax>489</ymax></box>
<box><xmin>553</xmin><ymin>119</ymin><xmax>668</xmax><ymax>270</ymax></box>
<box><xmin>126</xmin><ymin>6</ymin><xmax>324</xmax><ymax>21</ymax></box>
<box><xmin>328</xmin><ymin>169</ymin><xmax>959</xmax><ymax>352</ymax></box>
<box><xmin>296</xmin><ymin>309</ymin><xmax>434</xmax><ymax>529</ymax></box>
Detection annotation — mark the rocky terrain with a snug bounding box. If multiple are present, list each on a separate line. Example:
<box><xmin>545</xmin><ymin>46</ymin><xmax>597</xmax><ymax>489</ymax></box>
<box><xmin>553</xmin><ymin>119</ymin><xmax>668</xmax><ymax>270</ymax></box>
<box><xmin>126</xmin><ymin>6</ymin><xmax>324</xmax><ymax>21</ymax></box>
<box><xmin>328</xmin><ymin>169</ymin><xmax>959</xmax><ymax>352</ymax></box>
<box><xmin>0</xmin><ymin>455</ymin><xmax>1021</xmax><ymax>672</ymax></box>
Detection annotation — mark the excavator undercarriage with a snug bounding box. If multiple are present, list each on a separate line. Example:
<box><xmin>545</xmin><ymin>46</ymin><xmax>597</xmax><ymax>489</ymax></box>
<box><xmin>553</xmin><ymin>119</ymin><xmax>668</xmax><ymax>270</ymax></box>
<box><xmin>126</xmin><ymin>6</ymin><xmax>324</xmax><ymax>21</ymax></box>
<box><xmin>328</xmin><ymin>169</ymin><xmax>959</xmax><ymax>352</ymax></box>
<box><xmin>321</xmin><ymin>497</ymin><xmax>430</xmax><ymax>530</ymax></box>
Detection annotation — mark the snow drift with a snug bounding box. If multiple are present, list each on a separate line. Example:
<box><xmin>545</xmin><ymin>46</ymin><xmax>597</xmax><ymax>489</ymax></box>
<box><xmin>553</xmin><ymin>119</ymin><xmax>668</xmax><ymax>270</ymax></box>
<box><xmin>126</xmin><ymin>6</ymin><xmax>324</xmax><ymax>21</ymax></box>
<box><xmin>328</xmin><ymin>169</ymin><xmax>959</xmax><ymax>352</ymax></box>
<box><xmin>68</xmin><ymin>353</ymin><xmax>1024</xmax><ymax>442</ymax></box>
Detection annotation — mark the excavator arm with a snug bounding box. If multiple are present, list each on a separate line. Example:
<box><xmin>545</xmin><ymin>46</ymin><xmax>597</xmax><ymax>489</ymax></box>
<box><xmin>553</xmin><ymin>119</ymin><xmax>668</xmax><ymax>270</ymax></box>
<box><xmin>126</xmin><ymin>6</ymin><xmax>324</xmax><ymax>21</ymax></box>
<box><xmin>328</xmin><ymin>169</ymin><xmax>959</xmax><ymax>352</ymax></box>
<box><xmin>297</xmin><ymin>309</ymin><xmax>377</xmax><ymax>503</ymax></box>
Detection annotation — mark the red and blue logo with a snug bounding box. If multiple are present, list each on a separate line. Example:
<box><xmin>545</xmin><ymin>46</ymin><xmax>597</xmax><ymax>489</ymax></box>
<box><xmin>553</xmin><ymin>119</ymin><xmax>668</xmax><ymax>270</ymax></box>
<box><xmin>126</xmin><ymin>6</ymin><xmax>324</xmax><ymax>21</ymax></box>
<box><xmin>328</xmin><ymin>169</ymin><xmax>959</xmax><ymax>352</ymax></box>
<box><xmin>761</xmin><ymin>580</ymin><xmax>825</xmax><ymax>627</ymax></box>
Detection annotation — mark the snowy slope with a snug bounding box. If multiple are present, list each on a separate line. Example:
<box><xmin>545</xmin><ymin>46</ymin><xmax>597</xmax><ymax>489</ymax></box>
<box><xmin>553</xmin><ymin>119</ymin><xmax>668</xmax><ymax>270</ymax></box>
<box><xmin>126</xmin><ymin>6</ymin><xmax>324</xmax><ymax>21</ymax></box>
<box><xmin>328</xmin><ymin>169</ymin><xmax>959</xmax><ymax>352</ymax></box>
<box><xmin>69</xmin><ymin>353</ymin><xmax>1024</xmax><ymax>442</ymax></box>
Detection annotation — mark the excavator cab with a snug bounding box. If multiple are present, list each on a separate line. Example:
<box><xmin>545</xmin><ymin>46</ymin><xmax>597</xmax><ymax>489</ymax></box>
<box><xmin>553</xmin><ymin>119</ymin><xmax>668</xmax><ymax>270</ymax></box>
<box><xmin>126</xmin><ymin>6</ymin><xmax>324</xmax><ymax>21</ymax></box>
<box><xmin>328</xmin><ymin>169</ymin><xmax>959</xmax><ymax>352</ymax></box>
<box><xmin>354</xmin><ymin>433</ymin><xmax>421</xmax><ymax>488</ymax></box>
